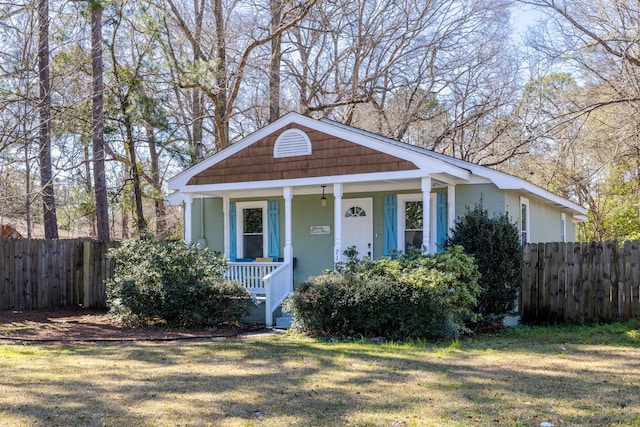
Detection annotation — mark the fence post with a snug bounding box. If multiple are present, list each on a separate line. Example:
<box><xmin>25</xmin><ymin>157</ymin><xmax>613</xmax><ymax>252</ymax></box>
<box><xmin>83</xmin><ymin>241</ymin><xmax>92</xmax><ymax>308</ymax></box>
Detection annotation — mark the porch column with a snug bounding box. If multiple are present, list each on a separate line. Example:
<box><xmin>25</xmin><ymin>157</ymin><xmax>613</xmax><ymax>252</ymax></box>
<box><xmin>184</xmin><ymin>194</ymin><xmax>193</xmax><ymax>243</ymax></box>
<box><xmin>447</xmin><ymin>185</ymin><xmax>456</xmax><ymax>238</ymax></box>
<box><xmin>333</xmin><ymin>183</ymin><xmax>343</xmax><ymax>264</ymax></box>
<box><xmin>223</xmin><ymin>195</ymin><xmax>230</xmax><ymax>259</ymax></box>
<box><xmin>421</xmin><ymin>177</ymin><xmax>432</xmax><ymax>253</ymax></box>
<box><xmin>283</xmin><ymin>187</ymin><xmax>294</xmax><ymax>292</ymax></box>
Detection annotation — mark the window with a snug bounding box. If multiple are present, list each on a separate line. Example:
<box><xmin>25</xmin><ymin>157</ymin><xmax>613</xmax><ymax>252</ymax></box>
<box><xmin>520</xmin><ymin>197</ymin><xmax>530</xmax><ymax>245</ymax></box>
<box><xmin>561</xmin><ymin>213</ymin><xmax>566</xmax><ymax>242</ymax></box>
<box><xmin>405</xmin><ymin>201</ymin><xmax>423</xmax><ymax>251</ymax></box>
<box><xmin>345</xmin><ymin>206</ymin><xmax>366</xmax><ymax>217</ymax></box>
<box><xmin>236</xmin><ymin>202</ymin><xmax>267</xmax><ymax>259</ymax></box>
<box><xmin>398</xmin><ymin>194</ymin><xmax>424</xmax><ymax>253</ymax></box>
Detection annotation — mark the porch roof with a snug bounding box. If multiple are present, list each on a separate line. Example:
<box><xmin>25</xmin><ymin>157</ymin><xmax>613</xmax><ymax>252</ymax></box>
<box><xmin>166</xmin><ymin>112</ymin><xmax>586</xmax><ymax>219</ymax></box>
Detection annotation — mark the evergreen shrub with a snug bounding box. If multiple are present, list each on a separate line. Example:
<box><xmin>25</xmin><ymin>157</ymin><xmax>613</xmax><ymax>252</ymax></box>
<box><xmin>283</xmin><ymin>246</ymin><xmax>481</xmax><ymax>339</ymax></box>
<box><xmin>106</xmin><ymin>239</ymin><xmax>253</xmax><ymax>326</ymax></box>
<box><xmin>445</xmin><ymin>201</ymin><xmax>522</xmax><ymax>323</ymax></box>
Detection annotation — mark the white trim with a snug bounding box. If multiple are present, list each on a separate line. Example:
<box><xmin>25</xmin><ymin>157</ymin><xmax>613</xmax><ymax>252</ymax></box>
<box><xmin>397</xmin><ymin>193</ymin><xmax>424</xmax><ymax>253</ymax></box>
<box><xmin>284</xmin><ymin>187</ymin><xmax>293</xmax><ymax>264</ymax></box>
<box><xmin>422</xmin><ymin>177</ymin><xmax>432</xmax><ymax>253</ymax></box>
<box><xmin>520</xmin><ymin>197</ymin><xmax>530</xmax><ymax>244</ymax></box>
<box><xmin>447</xmin><ymin>185</ymin><xmax>456</xmax><ymax>238</ymax></box>
<box><xmin>561</xmin><ymin>212</ymin><xmax>567</xmax><ymax>243</ymax></box>
<box><xmin>235</xmin><ymin>201</ymin><xmax>268</xmax><ymax>259</ymax></box>
<box><xmin>333</xmin><ymin>183</ymin><xmax>343</xmax><ymax>264</ymax></box>
<box><xmin>223</xmin><ymin>196</ymin><xmax>230</xmax><ymax>259</ymax></box>
<box><xmin>184</xmin><ymin>195</ymin><xmax>193</xmax><ymax>243</ymax></box>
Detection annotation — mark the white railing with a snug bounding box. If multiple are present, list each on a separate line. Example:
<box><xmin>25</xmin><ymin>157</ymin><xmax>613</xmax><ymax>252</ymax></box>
<box><xmin>225</xmin><ymin>261</ymin><xmax>292</xmax><ymax>326</ymax></box>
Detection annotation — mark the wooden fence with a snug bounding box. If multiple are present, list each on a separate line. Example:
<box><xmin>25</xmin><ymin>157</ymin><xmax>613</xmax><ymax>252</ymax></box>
<box><xmin>0</xmin><ymin>239</ymin><xmax>119</xmax><ymax>311</ymax></box>
<box><xmin>521</xmin><ymin>240</ymin><xmax>640</xmax><ymax>323</ymax></box>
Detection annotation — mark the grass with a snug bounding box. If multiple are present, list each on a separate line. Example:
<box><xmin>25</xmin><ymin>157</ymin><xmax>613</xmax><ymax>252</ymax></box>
<box><xmin>0</xmin><ymin>322</ymin><xmax>639</xmax><ymax>426</ymax></box>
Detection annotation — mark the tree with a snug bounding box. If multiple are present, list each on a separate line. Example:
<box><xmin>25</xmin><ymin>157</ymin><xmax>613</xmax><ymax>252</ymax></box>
<box><xmin>90</xmin><ymin>0</ymin><xmax>109</xmax><ymax>241</ymax></box>
<box><xmin>446</xmin><ymin>201</ymin><xmax>522</xmax><ymax>323</ymax></box>
<box><xmin>517</xmin><ymin>0</ymin><xmax>640</xmax><ymax>240</ymax></box>
<box><xmin>159</xmin><ymin>0</ymin><xmax>316</xmax><ymax>151</ymax></box>
<box><xmin>37</xmin><ymin>0</ymin><xmax>58</xmax><ymax>238</ymax></box>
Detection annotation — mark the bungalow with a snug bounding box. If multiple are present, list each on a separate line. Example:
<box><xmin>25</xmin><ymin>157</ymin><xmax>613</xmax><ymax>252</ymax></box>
<box><xmin>166</xmin><ymin>112</ymin><xmax>587</xmax><ymax>326</ymax></box>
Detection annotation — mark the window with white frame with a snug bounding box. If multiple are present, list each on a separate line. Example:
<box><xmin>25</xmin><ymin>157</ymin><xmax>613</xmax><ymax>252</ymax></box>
<box><xmin>398</xmin><ymin>194</ymin><xmax>423</xmax><ymax>253</ymax></box>
<box><xmin>561</xmin><ymin>213</ymin><xmax>566</xmax><ymax>242</ymax></box>
<box><xmin>236</xmin><ymin>201</ymin><xmax>268</xmax><ymax>259</ymax></box>
<box><xmin>520</xmin><ymin>197</ymin><xmax>530</xmax><ymax>245</ymax></box>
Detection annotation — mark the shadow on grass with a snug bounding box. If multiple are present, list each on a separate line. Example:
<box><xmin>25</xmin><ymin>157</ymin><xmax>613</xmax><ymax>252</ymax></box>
<box><xmin>0</xmin><ymin>328</ymin><xmax>639</xmax><ymax>426</ymax></box>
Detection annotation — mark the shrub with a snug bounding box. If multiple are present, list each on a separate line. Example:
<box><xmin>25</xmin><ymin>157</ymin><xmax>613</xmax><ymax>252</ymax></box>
<box><xmin>283</xmin><ymin>246</ymin><xmax>481</xmax><ymax>339</ymax></box>
<box><xmin>106</xmin><ymin>239</ymin><xmax>253</xmax><ymax>326</ymax></box>
<box><xmin>445</xmin><ymin>201</ymin><xmax>522</xmax><ymax>323</ymax></box>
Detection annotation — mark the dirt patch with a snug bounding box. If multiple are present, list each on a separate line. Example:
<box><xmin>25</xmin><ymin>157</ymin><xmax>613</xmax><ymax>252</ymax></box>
<box><xmin>0</xmin><ymin>307</ymin><xmax>264</xmax><ymax>343</ymax></box>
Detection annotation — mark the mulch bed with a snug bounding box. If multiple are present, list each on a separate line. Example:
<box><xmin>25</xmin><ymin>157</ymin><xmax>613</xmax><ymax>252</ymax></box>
<box><xmin>0</xmin><ymin>307</ymin><xmax>265</xmax><ymax>343</ymax></box>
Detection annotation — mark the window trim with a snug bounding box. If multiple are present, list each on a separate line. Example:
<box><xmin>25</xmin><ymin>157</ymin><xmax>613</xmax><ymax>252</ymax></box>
<box><xmin>561</xmin><ymin>212</ymin><xmax>567</xmax><ymax>243</ymax></box>
<box><xmin>236</xmin><ymin>201</ymin><xmax>268</xmax><ymax>259</ymax></box>
<box><xmin>397</xmin><ymin>193</ymin><xmax>423</xmax><ymax>253</ymax></box>
<box><xmin>520</xmin><ymin>197</ymin><xmax>530</xmax><ymax>244</ymax></box>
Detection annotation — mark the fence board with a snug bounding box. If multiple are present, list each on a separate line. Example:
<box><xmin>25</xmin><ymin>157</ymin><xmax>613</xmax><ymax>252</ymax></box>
<box><xmin>631</xmin><ymin>241</ymin><xmax>640</xmax><ymax>319</ymax></box>
<box><xmin>522</xmin><ymin>240</ymin><xmax>640</xmax><ymax>324</ymax></box>
<box><xmin>0</xmin><ymin>238</ymin><xmax>118</xmax><ymax>311</ymax></box>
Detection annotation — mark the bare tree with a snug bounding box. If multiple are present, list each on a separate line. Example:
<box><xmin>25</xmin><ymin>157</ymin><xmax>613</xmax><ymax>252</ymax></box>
<box><xmin>37</xmin><ymin>0</ymin><xmax>58</xmax><ymax>238</ymax></box>
<box><xmin>520</xmin><ymin>0</ymin><xmax>640</xmax><ymax>238</ymax></box>
<box><xmin>284</xmin><ymin>0</ymin><xmax>523</xmax><ymax>167</ymax></box>
<box><xmin>159</xmin><ymin>0</ymin><xmax>317</xmax><ymax>150</ymax></box>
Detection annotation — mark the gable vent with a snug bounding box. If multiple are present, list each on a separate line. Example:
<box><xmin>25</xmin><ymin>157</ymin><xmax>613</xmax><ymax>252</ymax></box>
<box><xmin>274</xmin><ymin>129</ymin><xmax>312</xmax><ymax>158</ymax></box>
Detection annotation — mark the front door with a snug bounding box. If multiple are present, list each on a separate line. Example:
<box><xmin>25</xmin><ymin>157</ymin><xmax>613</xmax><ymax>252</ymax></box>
<box><xmin>341</xmin><ymin>198</ymin><xmax>373</xmax><ymax>259</ymax></box>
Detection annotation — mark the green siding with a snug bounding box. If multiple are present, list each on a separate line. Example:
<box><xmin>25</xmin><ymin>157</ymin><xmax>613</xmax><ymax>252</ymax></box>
<box><xmin>291</xmin><ymin>195</ymin><xmax>334</xmax><ymax>284</ymax></box>
<box><xmin>507</xmin><ymin>190</ymin><xmax>577</xmax><ymax>243</ymax></box>
<box><xmin>455</xmin><ymin>184</ymin><xmax>506</xmax><ymax>218</ymax></box>
<box><xmin>190</xmin><ymin>198</ymin><xmax>225</xmax><ymax>253</ymax></box>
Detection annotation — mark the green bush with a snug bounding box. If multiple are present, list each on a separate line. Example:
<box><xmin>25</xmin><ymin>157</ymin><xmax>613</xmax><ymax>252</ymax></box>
<box><xmin>283</xmin><ymin>246</ymin><xmax>481</xmax><ymax>339</ymax></box>
<box><xmin>445</xmin><ymin>201</ymin><xmax>522</xmax><ymax>323</ymax></box>
<box><xmin>106</xmin><ymin>239</ymin><xmax>253</xmax><ymax>326</ymax></box>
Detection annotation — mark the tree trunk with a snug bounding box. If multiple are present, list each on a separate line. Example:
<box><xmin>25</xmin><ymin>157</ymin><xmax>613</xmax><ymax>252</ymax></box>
<box><xmin>123</xmin><ymin>112</ymin><xmax>146</xmax><ymax>237</ymax></box>
<box><xmin>268</xmin><ymin>0</ymin><xmax>282</xmax><ymax>123</ymax></box>
<box><xmin>213</xmin><ymin>0</ymin><xmax>229</xmax><ymax>147</ymax></box>
<box><xmin>91</xmin><ymin>3</ymin><xmax>110</xmax><ymax>241</ymax></box>
<box><xmin>37</xmin><ymin>0</ymin><xmax>58</xmax><ymax>239</ymax></box>
<box><xmin>147</xmin><ymin>126</ymin><xmax>167</xmax><ymax>238</ymax></box>
<box><xmin>192</xmin><ymin>0</ymin><xmax>205</xmax><ymax>162</ymax></box>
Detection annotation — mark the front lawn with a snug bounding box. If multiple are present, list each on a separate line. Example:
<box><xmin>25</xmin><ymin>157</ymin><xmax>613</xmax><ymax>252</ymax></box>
<box><xmin>0</xmin><ymin>322</ymin><xmax>639</xmax><ymax>426</ymax></box>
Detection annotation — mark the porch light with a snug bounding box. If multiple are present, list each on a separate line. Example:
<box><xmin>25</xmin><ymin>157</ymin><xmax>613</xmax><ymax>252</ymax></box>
<box><xmin>321</xmin><ymin>185</ymin><xmax>327</xmax><ymax>207</ymax></box>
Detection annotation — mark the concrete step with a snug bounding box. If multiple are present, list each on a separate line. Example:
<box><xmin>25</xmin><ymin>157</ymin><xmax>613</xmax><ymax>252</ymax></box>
<box><xmin>274</xmin><ymin>313</ymin><xmax>294</xmax><ymax>329</ymax></box>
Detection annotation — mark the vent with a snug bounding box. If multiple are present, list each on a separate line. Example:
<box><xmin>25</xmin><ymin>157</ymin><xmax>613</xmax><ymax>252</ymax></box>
<box><xmin>274</xmin><ymin>129</ymin><xmax>312</xmax><ymax>158</ymax></box>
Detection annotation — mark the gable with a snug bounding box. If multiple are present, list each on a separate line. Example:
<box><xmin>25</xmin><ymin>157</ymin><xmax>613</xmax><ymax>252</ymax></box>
<box><xmin>187</xmin><ymin>124</ymin><xmax>419</xmax><ymax>186</ymax></box>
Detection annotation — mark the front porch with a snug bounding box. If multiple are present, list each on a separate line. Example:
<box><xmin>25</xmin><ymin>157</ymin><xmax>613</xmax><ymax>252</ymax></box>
<box><xmin>225</xmin><ymin>261</ymin><xmax>293</xmax><ymax>327</ymax></box>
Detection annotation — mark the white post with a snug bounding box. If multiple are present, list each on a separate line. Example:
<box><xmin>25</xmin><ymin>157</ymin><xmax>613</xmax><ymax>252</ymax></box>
<box><xmin>184</xmin><ymin>194</ymin><xmax>193</xmax><ymax>243</ymax></box>
<box><xmin>333</xmin><ymin>183</ymin><xmax>343</xmax><ymax>264</ymax></box>
<box><xmin>223</xmin><ymin>195</ymin><xmax>230</xmax><ymax>259</ymax></box>
<box><xmin>421</xmin><ymin>177</ymin><xmax>431</xmax><ymax>254</ymax></box>
<box><xmin>283</xmin><ymin>187</ymin><xmax>293</xmax><ymax>293</ymax></box>
<box><xmin>447</xmin><ymin>185</ymin><xmax>456</xmax><ymax>238</ymax></box>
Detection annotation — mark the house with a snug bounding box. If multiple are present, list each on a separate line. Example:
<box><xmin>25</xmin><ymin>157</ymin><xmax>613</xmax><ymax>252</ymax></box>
<box><xmin>166</xmin><ymin>112</ymin><xmax>587</xmax><ymax>326</ymax></box>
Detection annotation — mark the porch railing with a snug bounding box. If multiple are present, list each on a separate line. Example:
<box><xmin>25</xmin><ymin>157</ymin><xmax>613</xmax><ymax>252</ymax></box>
<box><xmin>225</xmin><ymin>261</ymin><xmax>292</xmax><ymax>326</ymax></box>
